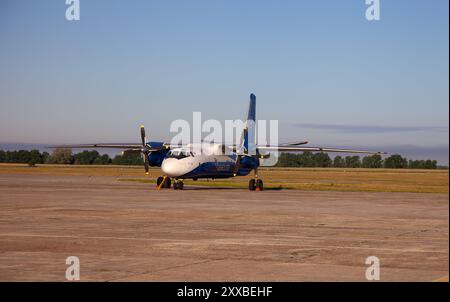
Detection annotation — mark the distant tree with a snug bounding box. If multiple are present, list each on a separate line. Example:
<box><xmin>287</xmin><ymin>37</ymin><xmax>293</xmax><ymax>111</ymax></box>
<box><xmin>274</xmin><ymin>152</ymin><xmax>439</xmax><ymax>169</ymax></box>
<box><xmin>74</xmin><ymin>150</ymin><xmax>100</xmax><ymax>165</ymax></box>
<box><xmin>276</xmin><ymin>152</ymin><xmax>317</xmax><ymax>167</ymax></box>
<box><xmin>333</xmin><ymin>155</ymin><xmax>345</xmax><ymax>168</ymax></box>
<box><xmin>384</xmin><ymin>154</ymin><xmax>408</xmax><ymax>169</ymax></box>
<box><xmin>275</xmin><ymin>153</ymin><xmax>299</xmax><ymax>167</ymax></box>
<box><xmin>18</xmin><ymin>150</ymin><xmax>31</xmax><ymax>163</ymax></box>
<box><xmin>41</xmin><ymin>152</ymin><xmax>50</xmax><ymax>164</ymax></box>
<box><xmin>5</xmin><ymin>151</ymin><xmax>15</xmax><ymax>163</ymax></box>
<box><xmin>1</xmin><ymin>150</ymin><xmax>31</xmax><ymax>163</ymax></box>
<box><xmin>409</xmin><ymin>159</ymin><xmax>426</xmax><ymax>169</ymax></box>
<box><xmin>286</xmin><ymin>153</ymin><xmax>298</xmax><ymax>167</ymax></box>
<box><xmin>3</xmin><ymin>151</ymin><xmax>9</xmax><ymax>162</ymax></box>
<box><xmin>28</xmin><ymin>149</ymin><xmax>44</xmax><ymax>166</ymax></box>
<box><xmin>111</xmin><ymin>155</ymin><xmax>122</xmax><ymax>165</ymax></box>
<box><xmin>298</xmin><ymin>151</ymin><xmax>314</xmax><ymax>167</ymax></box>
<box><xmin>312</xmin><ymin>152</ymin><xmax>332</xmax><ymax>167</ymax></box>
<box><xmin>93</xmin><ymin>154</ymin><xmax>111</xmax><ymax>165</ymax></box>
<box><xmin>345</xmin><ymin>156</ymin><xmax>361</xmax><ymax>168</ymax></box>
<box><xmin>0</xmin><ymin>150</ymin><xmax>5</xmax><ymax>163</ymax></box>
<box><xmin>46</xmin><ymin>148</ymin><xmax>73</xmax><ymax>164</ymax></box>
<box><xmin>112</xmin><ymin>152</ymin><xmax>143</xmax><ymax>165</ymax></box>
<box><xmin>362</xmin><ymin>154</ymin><xmax>383</xmax><ymax>168</ymax></box>
<box><xmin>424</xmin><ymin>159</ymin><xmax>437</xmax><ymax>169</ymax></box>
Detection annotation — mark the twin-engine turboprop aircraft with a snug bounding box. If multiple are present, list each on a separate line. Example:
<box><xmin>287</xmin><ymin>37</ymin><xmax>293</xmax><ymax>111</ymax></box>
<box><xmin>57</xmin><ymin>94</ymin><xmax>385</xmax><ymax>190</ymax></box>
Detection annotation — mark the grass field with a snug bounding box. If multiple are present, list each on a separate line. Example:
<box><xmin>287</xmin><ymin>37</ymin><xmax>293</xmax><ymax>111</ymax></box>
<box><xmin>0</xmin><ymin>163</ymin><xmax>447</xmax><ymax>193</ymax></box>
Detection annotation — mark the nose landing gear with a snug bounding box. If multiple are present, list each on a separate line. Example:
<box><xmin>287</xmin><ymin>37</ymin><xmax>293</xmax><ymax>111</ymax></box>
<box><xmin>156</xmin><ymin>176</ymin><xmax>184</xmax><ymax>190</ymax></box>
<box><xmin>173</xmin><ymin>179</ymin><xmax>184</xmax><ymax>190</ymax></box>
<box><xmin>156</xmin><ymin>176</ymin><xmax>172</xmax><ymax>189</ymax></box>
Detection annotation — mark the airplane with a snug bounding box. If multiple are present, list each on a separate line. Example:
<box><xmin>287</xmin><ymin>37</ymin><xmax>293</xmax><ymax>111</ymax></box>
<box><xmin>56</xmin><ymin>94</ymin><xmax>385</xmax><ymax>191</ymax></box>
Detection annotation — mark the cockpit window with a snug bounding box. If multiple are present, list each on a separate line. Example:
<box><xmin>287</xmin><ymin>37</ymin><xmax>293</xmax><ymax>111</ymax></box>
<box><xmin>167</xmin><ymin>149</ymin><xmax>191</xmax><ymax>159</ymax></box>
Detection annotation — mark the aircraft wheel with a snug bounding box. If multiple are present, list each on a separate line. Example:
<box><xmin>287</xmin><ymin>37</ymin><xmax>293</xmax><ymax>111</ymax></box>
<box><xmin>173</xmin><ymin>180</ymin><xmax>178</xmax><ymax>190</ymax></box>
<box><xmin>156</xmin><ymin>176</ymin><xmax>163</xmax><ymax>187</ymax></box>
<box><xmin>178</xmin><ymin>180</ymin><xmax>184</xmax><ymax>190</ymax></box>
<box><xmin>256</xmin><ymin>179</ymin><xmax>264</xmax><ymax>191</ymax></box>
<box><xmin>249</xmin><ymin>179</ymin><xmax>256</xmax><ymax>191</ymax></box>
<box><xmin>163</xmin><ymin>177</ymin><xmax>171</xmax><ymax>189</ymax></box>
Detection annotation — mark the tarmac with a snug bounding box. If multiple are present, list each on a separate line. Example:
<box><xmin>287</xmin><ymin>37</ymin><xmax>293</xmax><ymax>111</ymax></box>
<box><xmin>0</xmin><ymin>173</ymin><xmax>448</xmax><ymax>281</ymax></box>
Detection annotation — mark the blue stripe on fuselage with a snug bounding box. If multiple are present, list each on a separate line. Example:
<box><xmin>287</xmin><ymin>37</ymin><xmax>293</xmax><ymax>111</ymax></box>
<box><xmin>180</xmin><ymin>161</ymin><xmax>252</xmax><ymax>179</ymax></box>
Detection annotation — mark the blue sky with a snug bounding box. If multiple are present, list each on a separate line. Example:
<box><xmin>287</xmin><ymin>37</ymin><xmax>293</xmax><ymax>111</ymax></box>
<box><xmin>0</xmin><ymin>1</ymin><xmax>448</xmax><ymax>163</ymax></box>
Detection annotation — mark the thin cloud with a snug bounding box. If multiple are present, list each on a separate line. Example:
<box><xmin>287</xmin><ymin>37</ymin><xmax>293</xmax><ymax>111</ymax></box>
<box><xmin>294</xmin><ymin>123</ymin><xmax>449</xmax><ymax>134</ymax></box>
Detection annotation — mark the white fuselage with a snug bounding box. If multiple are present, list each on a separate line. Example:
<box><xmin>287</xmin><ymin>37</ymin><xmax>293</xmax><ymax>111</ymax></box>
<box><xmin>160</xmin><ymin>143</ymin><xmax>238</xmax><ymax>179</ymax></box>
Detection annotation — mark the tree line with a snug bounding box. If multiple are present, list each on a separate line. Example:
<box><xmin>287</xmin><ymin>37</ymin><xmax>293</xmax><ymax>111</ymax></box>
<box><xmin>0</xmin><ymin>149</ymin><xmax>142</xmax><ymax>166</ymax></box>
<box><xmin>275</xmin><ymin>152</ymin><xmax>439</xmax><ymax>169</ymax></box>
<box><xmin>0</xmin><ymin>148</ymin><xmax>441</xmax><ymax>169</ymax></box>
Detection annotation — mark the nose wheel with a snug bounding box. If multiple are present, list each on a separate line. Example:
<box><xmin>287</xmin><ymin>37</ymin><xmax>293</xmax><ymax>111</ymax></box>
<box><xmin>173</xmin><ymin>179</ymin><xmax>184</xmax><ymax>190</ymax></box>
<box><xmin>249</xmin><ymin>178</ymin><xmax>263</xmax><ymax>191</ymax></box>
<box><xmin>156</xmin><ymin>176</ymin><xmax>172</xmax><ymax>189</ymax></box>
<box><xmin>156</xmin><ymin>177</ymin><xmax>184</xmax><ymax>190</ymax></box>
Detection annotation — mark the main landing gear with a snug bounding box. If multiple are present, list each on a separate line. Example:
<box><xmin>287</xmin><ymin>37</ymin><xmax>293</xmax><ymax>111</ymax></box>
<box><xmin>249</xmin><ymin>178</ymin><xmax>263</xmax><ymax>191</ymax></box>
<box><xmin>248</xmin><ymin>169</ymin><xmax>263</xmax><ymax>191</ymax></box>
<box><xmin>156</xmin><ymin>176</ymin><xmax>184</xmax><ymax>190</ymax></box>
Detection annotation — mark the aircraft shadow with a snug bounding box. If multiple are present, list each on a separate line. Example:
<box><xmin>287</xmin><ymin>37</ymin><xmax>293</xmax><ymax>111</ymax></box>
<box><xmin>182</xmin><ymin>186</ymin><xmax>284</xmax><ymax>191</ymax></box>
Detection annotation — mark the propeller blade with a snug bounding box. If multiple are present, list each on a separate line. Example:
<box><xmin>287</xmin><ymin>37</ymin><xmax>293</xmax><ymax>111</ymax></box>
<box><xmin>140</xmin><ymin>125</ymin><xmax>146</xmax><ymax>147</ymax></box>
<box><xmin>144</xmin><ymin>155</ymin><xmax>149</xmax><ymax>174</ymax></box>
<box><xmin>232</xmin><ymin>154</ymin><xmax>243</xmax><ymax>176</ymax></box>
<box><xmin>284</xmin><ymin>141</ymin><xmax>309</xmax><ymax>146</ymax></box>
<box><xmin>139</xmin><ymin>125</ymin><xmax>150</xmax><ymax>174</ymax></box>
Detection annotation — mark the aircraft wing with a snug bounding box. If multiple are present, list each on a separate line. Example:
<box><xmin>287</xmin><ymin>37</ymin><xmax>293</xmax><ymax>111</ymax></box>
<box><xmin>49</xmin><ymin>143</ymin><xmax>170</xmax><ymax>152</ymax></box>
<box><xmin>51</xmin><ymin>144</ymin><xmax>142</xmax><ymax>149</ymax></box>
<box><xmin>257</xmin><ymin>146</ymin><xmax>386</xmax><ymax>155</ymax></box>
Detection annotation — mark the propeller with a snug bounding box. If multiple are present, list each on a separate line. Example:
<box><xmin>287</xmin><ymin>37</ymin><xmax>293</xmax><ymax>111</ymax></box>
<box><xmin>283</xmin><ymin>141</ymin><xmax>309</xmax><ymax>146</ymax></box>
<box><xmin>140</xmin><ymin>125</ymin><xmax>150</xmax><ymax>174</ymax></box>
<box><xmin>233</xmin><ymin>150</ymin><xmax>268</xmax><ymax>176</ymax></box>
<box><xmin>232</xmin><ymin>154</ymin><xmax>243</xmax><ymax>177</ymax></box>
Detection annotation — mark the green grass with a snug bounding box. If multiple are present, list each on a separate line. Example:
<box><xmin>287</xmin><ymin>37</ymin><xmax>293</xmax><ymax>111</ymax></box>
<box><xmin>1</xmin><ymin>164</ymin><xmax>448</xmax><ymax>193</ymax></box>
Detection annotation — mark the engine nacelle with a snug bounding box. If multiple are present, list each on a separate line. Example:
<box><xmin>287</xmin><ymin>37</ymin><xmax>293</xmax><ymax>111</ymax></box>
<box><xmin>239</xmin><ymin>155</ymin><xmax>259</xmax><ymax>170</ymax></box>
<box><xmin>148</xmin><ymin>151</ymin><xmax>168</xmax><ymax>167</ymax></box>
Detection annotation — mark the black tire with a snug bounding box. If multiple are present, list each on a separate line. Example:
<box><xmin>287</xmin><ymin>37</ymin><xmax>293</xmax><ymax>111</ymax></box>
<box><xmin>156</xmin><ymin>176</ymin><xmax>163</xmax><ymax>187</ymax></box>
<box><xmin>163</xmin><ymin>177</ymin><xmax>171</xmax><ymax>189</ymax></box>
<box><xmin>256</xmin><ymin>179</ymin><xmax>264</xmax><ymax>191</ymax></box>
<box><xmin>178</xmin><ymin>181</ymin><xmax>184</xmax><ymax>190</ymax></box>
<box><xmin>249</xmin><ymin>179</ymin><xmax>256</xmax><ymax>191</ymax></box>
<box><xmin>173</xmin><ymin>181</ymin><xmax>178</xmax><ymax>190</ymax></box>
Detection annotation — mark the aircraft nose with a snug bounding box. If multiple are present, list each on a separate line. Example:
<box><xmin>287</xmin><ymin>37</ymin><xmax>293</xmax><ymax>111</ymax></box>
<box><xmin>161</xmin><ymin>158</ymin><xmax>183</xmax><ymax>177</ymax></box>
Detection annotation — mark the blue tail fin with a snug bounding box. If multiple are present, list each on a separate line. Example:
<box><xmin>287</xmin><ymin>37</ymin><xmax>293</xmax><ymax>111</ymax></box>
<box><xmin>248</xmin><ymin>93</ymin><xmax>256</xmax><ymax>122</ymax></box>
<box><xmin>242</xmin><ymin>93</ymin><xmax>256</xmax><ymax>154</ymax></box>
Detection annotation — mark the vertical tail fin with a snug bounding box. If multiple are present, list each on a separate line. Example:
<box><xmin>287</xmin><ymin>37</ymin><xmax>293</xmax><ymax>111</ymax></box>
<box><xmin>247</xmin><ymin>93</ymin><xmax>256</xmax><ymax>122</ymax></box>
<box><xmin>242</xmin><ymin>93</ymin><xmax>256</xmax><ymax>155</ymax></box>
